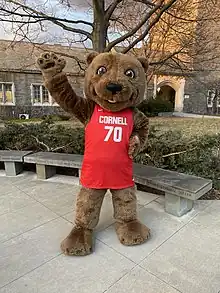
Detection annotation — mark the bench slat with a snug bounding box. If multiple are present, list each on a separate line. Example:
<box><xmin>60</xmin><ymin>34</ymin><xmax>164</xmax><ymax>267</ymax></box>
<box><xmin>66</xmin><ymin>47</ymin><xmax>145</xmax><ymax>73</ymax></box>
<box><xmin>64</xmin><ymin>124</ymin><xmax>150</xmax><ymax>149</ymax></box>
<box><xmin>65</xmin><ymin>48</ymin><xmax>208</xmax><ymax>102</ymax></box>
<box><xmin>0</xmin><ymin>150</ymin><xmax>33</xmax><ymax>162</ymax></box>
<box><xmin>24</xmin><ymin>152</ymin><xmax>83</xmax><ymax>168</ymax></box>
<box><xmin>133</xmin><ymin>164</ymin><xmax>212</xmax><ymax>200</ymax></box>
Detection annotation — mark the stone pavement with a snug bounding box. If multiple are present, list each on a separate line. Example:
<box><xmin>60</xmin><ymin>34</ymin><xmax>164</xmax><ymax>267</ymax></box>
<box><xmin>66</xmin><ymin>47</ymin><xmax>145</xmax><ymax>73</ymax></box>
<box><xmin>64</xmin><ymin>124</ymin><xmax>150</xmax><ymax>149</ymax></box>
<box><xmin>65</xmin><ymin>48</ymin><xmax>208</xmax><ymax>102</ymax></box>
<box><xmin>0</xmin><ymin>171</ymin><xmax>219</xmax><ymax>293</ymax></box>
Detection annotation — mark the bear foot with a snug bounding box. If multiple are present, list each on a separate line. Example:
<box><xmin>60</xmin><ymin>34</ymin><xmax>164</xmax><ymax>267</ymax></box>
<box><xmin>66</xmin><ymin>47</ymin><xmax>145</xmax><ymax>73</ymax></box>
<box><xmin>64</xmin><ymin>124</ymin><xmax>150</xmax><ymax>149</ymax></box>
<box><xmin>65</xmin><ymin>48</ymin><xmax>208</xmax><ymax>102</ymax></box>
<box><xmin>115</xmin><ymin>220</ymin><xmax>150</xmax><ymax>246</ymax></box>
<box><xmin>37</xmin><ymin>52</ymin><xmax>66</xmax><ymax>75</ymax></box>
<box><xmin>60</xmin><ymin>226</ymin><xmax>93</xmax><ymax>256</ymax></box>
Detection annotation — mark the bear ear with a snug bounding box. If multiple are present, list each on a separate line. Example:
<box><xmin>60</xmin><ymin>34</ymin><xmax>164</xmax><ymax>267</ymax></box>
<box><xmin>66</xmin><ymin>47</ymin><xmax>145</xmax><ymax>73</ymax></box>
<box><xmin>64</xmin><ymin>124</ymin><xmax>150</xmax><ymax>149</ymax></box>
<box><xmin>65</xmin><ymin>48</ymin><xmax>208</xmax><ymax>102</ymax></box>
<box><xmin>137</xmin><ymin>57</ymin><xmax>148</xmax><ymax>73</ymax></box>
<box><xmin>86</xmin><ymin>51</ymin><xmax>99</xmax><ymax>65</ymax></box>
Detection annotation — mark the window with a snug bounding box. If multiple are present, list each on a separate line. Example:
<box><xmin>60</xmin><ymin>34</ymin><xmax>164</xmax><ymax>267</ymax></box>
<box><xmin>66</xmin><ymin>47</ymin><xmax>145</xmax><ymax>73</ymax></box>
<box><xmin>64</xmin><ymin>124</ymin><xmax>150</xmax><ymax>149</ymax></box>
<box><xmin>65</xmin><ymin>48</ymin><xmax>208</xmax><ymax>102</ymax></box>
<box><xmin>0</xmin><ymin>83</ymin><xmax>15</xmax><ymax>105</ymax></box>
<box><xmin>207</xmin><ymin>90</ymin><xmax>215</xmax><ymax>108</ymax></box>
<box><xmin>31</xmin><ymin>84</ymin><xmax>58</xmax><ymax>106</ymax></box>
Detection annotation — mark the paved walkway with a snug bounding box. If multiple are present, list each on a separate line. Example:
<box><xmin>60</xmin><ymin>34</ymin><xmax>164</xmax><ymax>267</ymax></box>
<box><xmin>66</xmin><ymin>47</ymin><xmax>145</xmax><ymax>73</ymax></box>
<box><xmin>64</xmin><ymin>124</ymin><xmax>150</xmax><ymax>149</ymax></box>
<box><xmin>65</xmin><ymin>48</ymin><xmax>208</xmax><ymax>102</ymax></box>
<box><xmin>0</xmin><ymin>171</ymin><xmax>219</xmax><ymax>293</ymax></box>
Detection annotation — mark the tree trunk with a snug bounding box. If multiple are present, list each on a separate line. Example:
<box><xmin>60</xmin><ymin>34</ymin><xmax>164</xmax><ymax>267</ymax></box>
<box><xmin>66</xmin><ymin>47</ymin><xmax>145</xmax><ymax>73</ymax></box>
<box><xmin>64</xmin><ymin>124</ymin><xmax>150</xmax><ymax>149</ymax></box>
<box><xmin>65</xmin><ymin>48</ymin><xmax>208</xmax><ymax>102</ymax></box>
<box><xmin>92</xmin><ymin>0</ymin><xmax>108</xmax><ymax>52</ymax></box>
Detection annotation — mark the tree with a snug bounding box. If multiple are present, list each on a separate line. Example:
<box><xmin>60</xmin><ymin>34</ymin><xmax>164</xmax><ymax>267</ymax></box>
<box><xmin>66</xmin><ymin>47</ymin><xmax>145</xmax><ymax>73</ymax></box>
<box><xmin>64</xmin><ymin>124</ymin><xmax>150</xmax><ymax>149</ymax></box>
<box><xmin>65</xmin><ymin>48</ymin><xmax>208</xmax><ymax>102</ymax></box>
<box><xmin>0</xmin><ymin>0</ymin><xmax>179</xmax><ymax>53</ymax></box>
<box><xmin>1</xmin><ymin>0</ymin><xmax>220</xmax><ymax>89</ymax></box>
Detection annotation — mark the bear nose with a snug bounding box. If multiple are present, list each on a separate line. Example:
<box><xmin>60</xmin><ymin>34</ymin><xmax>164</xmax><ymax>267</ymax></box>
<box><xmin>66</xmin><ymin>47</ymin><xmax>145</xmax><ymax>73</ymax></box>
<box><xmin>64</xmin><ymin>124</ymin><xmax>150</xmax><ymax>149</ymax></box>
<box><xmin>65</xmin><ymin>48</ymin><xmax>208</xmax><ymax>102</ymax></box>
<box><xmin>106</xmin><ymin>83</ymin><xmax>122</xmax><ymax>94</ymax></box>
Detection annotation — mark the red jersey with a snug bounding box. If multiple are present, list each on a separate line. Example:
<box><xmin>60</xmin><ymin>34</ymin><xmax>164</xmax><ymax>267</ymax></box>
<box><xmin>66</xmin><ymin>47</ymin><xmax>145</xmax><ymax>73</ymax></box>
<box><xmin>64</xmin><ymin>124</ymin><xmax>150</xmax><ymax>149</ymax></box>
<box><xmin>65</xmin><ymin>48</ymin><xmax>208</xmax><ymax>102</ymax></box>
<box><xmin>80</xmin><ymin>104</ymin><xmax>134</xmax><ymax>189</ymax></box>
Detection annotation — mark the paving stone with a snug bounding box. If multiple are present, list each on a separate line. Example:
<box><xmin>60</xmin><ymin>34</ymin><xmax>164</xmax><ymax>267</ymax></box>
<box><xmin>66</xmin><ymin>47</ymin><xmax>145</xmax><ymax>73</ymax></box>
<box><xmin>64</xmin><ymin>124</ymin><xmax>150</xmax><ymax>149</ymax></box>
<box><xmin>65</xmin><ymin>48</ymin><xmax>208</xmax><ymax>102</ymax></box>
<box><xmin>0</xmin><ymin>242</ymin><xmax>134</xmax><ymax>293</ymax></box>
<box><xmin>0</xmin><ymin>171</ymin><xmax>37</xmax><ymax>185</ymax></box>
<box><xmin>0</xmin><ymin>202</ymin><xmax>58</xmax><ymax>242</ymax></box>
<box><xmin>19</xmin><ymin>183</ymin><xmax>81</xmax><ymax>216</ymax></box>
<box><xmin>96</xmin><ymin>201</ymin><xmax>185</xmax><ymax>264</ymax></box>
<box><xmin>14</xmin><ymin>179</ymin><xmax>75</xmax><ymax>197</ymax></box>
<box><xmin>136</xmin><ymin>189</ymin><xmax>159</xmax><ymax>206</ymax></box>
<box><xmin>0</xmin><ymin>218</ymin><xmax>72</xmax><ymax>288</ymax></box>
<box><xmin>0</xmin><ymin>181</ymin><xmax>20</xmax><ymax>196</ymax></box>
<box><xmin>105</xmin><ymin>266</ymin><xmax>181</xmax><ymax>293</ymax></box>
<box><xmin>0</xmin><ymin>189</ymin><xmax>36</xmax><ymax>216</ymax></box>
<box><xmin>44</xmin><ymin>173</ymin><xmax>80</xmax><ymax>186</ymax></box>
<box><xmin>140</xmin><ymin>201</ymin><xmax>220</xmax><ymax>293</ymax></box>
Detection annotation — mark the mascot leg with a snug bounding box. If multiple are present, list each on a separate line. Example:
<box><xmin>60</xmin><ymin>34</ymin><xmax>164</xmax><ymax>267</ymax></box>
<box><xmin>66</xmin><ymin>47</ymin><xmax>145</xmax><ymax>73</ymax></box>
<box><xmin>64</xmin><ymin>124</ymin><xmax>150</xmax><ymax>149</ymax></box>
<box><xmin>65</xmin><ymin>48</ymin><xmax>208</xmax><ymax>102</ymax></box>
<box><xmin>61</xmin><ymin>187</ymin><xmax>107</xmax><ymax>256</ymax></box>
<box><xmin>111</xmin><ymin>186</ymin><xmax>150</xmax><ymax>246</ymax></box>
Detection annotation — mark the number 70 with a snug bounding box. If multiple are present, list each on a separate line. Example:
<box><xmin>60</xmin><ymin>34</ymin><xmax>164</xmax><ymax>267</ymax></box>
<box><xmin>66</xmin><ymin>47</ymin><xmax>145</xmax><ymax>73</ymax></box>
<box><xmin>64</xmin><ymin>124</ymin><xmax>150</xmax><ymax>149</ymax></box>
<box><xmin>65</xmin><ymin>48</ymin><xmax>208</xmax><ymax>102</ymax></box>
<box><xmin>104</xmin><ymin>126</ymin><xmax>122</xmax><ymax>142</ymax></box>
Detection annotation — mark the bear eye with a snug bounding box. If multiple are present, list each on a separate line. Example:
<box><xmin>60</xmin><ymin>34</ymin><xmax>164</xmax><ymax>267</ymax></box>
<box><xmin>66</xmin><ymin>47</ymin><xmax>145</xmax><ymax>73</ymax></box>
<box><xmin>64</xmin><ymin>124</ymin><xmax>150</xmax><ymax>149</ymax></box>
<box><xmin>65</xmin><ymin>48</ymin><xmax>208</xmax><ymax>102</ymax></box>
<box><xmin>125</xmin><ymin>69</ymin><xmax>135</xmax><ymax>78</ymax></box>
<box><xmin>97</xmin><ymin>66</ymin><xmax>107</xmax><ymax>75</ymax></box>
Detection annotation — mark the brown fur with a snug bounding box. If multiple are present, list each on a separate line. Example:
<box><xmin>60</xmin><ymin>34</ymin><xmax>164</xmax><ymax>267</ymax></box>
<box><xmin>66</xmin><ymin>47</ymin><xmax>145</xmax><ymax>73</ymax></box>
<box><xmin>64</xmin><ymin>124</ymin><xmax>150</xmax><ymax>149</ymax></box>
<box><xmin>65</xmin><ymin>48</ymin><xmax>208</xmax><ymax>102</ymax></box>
<box><xmin>37</xmin><ymin>51</ymin><xmax>150</xmax><ymax>256</ymax></box>
<box><xmin>111</xmin><ymin>187</ymin><xmax>150</xmax><ymax>245</ymax></box>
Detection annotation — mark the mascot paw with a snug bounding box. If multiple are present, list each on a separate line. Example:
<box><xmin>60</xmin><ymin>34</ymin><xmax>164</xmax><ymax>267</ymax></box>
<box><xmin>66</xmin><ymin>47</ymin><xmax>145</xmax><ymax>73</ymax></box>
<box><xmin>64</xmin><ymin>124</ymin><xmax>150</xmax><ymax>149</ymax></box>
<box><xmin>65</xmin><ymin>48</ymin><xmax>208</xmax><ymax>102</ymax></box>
<box><xmin>60</xmin><ymin>227</ymin><xmax>93</xmax><ymax>256</ymax></box>
<box><xmin>128</xmin><ymin>135</ymin><xmax>140</xmax><ymax>159</ymax></box>
<box><xmin>115</xmin><ymin>220</ymin><xmax>150</xmax><ymax>246</ymax></box>
<box><xmin>37</xmin><ymin>52</ymin><xmax>66</xmax><ymax>74</ymax></box>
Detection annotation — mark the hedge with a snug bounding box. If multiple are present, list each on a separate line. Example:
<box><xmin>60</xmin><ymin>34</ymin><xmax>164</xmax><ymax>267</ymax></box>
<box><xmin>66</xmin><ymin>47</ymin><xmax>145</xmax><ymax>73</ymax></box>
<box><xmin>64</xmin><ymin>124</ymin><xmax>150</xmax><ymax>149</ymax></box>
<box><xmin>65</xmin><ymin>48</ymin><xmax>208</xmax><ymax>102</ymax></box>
<box><xmin>1</xmin><ymin>118</ymin><xmax>220</xmax><ymax>189</ymax></box>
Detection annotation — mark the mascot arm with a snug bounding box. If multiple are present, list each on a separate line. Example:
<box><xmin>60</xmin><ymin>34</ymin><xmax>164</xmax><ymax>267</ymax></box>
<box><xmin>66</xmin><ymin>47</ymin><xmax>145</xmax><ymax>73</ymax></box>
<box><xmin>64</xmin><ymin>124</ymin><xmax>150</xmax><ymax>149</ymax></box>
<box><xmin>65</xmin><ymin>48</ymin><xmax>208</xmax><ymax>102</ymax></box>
<box><xmin>37</xmin><ymin>52</ymin><xmax>95</xmax><ymax>125</ymax></box>
<box><xmin>128</xmin><ymin>108</ymin><xmax>149</xmax><ymax>159</ymax></box>
<box><xmin>45</xmin><ymin>73</ymin><xmax>95</xmax><ymax>124</ymax></box>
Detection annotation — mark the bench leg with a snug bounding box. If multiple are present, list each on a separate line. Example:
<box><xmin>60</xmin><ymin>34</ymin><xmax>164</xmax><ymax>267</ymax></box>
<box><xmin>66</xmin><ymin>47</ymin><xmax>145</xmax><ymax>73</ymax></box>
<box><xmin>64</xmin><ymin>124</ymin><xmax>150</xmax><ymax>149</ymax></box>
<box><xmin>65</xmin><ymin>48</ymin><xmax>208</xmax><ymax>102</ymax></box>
<box><xmin>165</xmin><ymin>193</ymin><xmax>194</xmax><ymax>217</ymax></box>
<box><xmin>36</xmin><ymin>164</ymin><xmax>56</xmax><ymax>179</ymax></box>
<box><xmin>4</xmin><ymin>161</ymin><xmax>23</xmax><ymax>176</ymax></box>
<box><xmin>78</xmin><ymin>168</ymin><xmax>81</xmax><ymax>186</ymax></box>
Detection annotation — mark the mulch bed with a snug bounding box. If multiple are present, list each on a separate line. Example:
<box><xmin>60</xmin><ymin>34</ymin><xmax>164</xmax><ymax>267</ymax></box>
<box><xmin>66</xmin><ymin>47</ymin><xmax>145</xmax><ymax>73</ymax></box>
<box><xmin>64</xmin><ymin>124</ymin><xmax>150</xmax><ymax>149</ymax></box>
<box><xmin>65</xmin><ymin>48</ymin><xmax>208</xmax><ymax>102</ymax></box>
<box><xmin>200</xmin><ymin>189</ymin><xmax>220</xmax><ymax>200</ymax></box>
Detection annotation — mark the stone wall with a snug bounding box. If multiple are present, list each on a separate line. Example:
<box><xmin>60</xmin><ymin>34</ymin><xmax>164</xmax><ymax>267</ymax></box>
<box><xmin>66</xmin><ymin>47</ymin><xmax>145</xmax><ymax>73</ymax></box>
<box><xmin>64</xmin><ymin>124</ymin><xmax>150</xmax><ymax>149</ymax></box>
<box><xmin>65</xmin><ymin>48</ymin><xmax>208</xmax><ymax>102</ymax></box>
<box><xmin>0</xmin><ymin>70</ymin><xmax>84</xmax><ymax>119</ymax></box>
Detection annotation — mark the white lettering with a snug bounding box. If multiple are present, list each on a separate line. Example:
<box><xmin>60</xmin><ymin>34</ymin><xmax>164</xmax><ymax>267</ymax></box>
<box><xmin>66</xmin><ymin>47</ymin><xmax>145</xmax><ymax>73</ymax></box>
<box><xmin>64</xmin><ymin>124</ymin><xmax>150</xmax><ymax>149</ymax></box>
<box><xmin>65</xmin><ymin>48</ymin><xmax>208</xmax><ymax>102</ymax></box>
<box><xmin>99</xmin><ymin>115</ymin><xmax>127</xmax><ymax>125</ymax></box>
<box><xmin>104</xmin><ymin>126</ymin><xmax>123</xmax><ymax>142</ymax></box>
<box><xmin>99</xmin><ymin>116</ymin><xmax>104</xmax><ymax>123</ymax></box>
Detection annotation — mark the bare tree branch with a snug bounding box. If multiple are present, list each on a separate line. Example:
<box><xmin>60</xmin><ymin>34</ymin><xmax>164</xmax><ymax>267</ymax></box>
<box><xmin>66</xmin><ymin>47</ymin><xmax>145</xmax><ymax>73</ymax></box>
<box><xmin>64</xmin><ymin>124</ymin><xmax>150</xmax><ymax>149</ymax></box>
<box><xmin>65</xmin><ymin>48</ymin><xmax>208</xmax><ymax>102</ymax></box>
<box><xmin>134</xmin><ymin>0</ymin><xmax>156</xmax><ymax>6</ymax></box>
<box><xmin>105</xmin><ymin>0</ymin><xmax>123</xmax><ymax>21</ymax></box>
<box><xmin>0</xmin><ymin>7</ymin><xmax>94</xmax><ymax>26</ymax></box>
<box><xmin>122</xmin><ymin>0</ymin><xmax>178</xmax><ymax>53</ymax></box>
<box><xmin>31</xmin><ymin>135</ymin><xmax>50</xmax><ymax>151</ymax></box>
<box><xmin>149</xmin><ymin>48</ymin><xmax>184</xmax><ymax>66</ymax></box>
<box><xmin>4</xmin><ymin>0</ymin><xmax>92</xmax><ymax>39</ymax></box>
<box><xmin>105</xmin><ymin>0</ymin><xmax>164</xmax><ymax>51</ymax></box>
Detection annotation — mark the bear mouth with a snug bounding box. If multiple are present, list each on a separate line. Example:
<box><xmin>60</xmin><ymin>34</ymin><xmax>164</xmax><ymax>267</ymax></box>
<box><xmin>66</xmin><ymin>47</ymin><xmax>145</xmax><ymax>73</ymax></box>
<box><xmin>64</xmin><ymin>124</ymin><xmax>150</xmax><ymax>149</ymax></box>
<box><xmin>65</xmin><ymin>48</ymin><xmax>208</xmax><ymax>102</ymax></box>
<box><xmin>92</xmin><ymin>88</ymin><xmax>134</xmax><ymax>104</ymax></box>
<box><xmin>107</xmin><ymin>100</ymin><xmax>117</xmax><ymax>104</ymax></box>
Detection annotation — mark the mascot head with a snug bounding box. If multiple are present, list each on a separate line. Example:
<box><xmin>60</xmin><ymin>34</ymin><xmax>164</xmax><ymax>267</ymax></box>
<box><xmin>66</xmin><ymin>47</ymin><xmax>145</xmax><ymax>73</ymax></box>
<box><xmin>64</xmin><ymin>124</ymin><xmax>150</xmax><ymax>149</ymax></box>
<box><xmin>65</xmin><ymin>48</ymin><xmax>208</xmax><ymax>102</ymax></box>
<box><xmin>84</xmin><ymin>51</ymin><xmax>148</xmax><ymax>112</ymax></box>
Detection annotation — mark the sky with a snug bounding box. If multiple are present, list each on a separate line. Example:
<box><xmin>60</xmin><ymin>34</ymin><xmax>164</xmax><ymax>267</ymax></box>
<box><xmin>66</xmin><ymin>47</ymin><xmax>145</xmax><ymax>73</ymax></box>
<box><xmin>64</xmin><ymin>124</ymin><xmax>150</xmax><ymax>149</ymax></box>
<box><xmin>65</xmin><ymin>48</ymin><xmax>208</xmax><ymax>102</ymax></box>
<box><xmin>0</xmin><ymin>0</ymin><xmax>143</xmax><ymax>48</ymax></box>
<box><xmin>0</xmin><ymin>0</ymin><xmax>93</xmax><ymax>45</ymax></box>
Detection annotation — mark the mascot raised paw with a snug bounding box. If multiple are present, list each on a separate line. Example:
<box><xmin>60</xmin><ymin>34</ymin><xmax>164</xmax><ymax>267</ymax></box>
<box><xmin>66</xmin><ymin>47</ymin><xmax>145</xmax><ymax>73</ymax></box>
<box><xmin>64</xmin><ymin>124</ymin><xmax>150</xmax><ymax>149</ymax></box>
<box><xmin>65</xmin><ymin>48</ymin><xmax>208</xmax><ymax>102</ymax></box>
<box><xmin>37</xmin><ymin>50</ymin><xmax>150</xmax><ymax>256</ymax></box>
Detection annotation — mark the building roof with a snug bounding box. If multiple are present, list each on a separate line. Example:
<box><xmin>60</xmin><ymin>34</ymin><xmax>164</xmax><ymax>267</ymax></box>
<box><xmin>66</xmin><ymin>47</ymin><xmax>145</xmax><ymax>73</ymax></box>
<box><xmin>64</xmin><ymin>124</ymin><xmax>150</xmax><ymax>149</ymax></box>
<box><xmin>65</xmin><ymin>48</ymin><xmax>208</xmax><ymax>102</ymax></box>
<box><xmin>0</xmin><ymin>40</ymin><xmax>91</xmax><ymax>75</ymax></box>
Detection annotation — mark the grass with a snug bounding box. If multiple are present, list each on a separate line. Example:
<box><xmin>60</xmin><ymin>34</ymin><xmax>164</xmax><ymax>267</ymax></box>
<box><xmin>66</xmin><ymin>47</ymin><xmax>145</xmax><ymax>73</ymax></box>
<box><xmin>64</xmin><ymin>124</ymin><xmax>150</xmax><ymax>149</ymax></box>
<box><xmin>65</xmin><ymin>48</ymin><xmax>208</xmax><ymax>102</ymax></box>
<box><xmin>4</xmin><ymin>115</ymin><xmax>220</xmax><ymax>138</ymax></box>
<box><xmin>149</xmin><ymin>117</ymin><xmax>220</xmax><ymax>138</ymax></box>
<box><xmin>55</xmin><ymin>116</ymin><xmax>220</xmax><ymax>139</ymax></box>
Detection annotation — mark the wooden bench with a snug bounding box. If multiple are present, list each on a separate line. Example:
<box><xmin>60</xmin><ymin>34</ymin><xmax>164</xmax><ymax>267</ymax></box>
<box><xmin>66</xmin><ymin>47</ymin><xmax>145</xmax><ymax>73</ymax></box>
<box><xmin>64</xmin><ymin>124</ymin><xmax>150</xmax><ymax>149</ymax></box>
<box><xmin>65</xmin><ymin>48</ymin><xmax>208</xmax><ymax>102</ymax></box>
<box><xmin>23</xmin><ymin>151</ymin><xmax>212</xmax><ymax>217</ymax></box>
<box><xmin>0</xmin><ymin>150</ymin><xmax>33</xmax><ymax>176</ymax></box>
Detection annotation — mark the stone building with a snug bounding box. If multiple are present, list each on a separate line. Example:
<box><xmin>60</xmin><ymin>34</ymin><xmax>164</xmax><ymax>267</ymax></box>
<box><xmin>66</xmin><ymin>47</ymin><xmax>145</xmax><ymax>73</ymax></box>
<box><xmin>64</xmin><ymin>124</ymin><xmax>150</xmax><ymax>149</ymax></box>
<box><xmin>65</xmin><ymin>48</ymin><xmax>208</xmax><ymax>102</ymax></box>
<box><xmin>145</xmin><ymin>0</ymin><xmax>220</xmax><ymax>115</ymax></box>
<box><xmin>0</xmin><ymin>40</ymin><xmax>87</xmax><ymax>119</ymax></box>
<box><xmin>1</xmin><ymin>0</ymin><xmax>220</xmax><ymax>120</ymax></box>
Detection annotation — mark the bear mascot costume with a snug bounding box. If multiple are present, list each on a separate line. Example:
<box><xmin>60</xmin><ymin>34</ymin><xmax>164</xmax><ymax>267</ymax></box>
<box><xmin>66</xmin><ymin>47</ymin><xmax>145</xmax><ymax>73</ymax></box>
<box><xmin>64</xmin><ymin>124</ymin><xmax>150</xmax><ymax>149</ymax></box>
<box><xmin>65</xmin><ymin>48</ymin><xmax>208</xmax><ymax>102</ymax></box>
<box><xmin>37</xmin><ymin>50</ymin><xmax>150</xmax><ymax>256</ymax></box>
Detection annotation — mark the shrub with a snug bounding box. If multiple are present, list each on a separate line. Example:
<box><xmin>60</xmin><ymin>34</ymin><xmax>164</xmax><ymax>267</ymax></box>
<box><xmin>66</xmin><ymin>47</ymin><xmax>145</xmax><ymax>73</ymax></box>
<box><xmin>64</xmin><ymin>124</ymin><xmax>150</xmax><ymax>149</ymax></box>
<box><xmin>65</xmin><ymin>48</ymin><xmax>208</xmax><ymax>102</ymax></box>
<box><xmin>138</xmin><ymin>97</ymin><xmax>174</xmax><ymax>117</ymax></box>
<box><xmin>0</xmin><ymin>120</ymin><xmax>84</xmax><ymax>154</ymax></box>
<box><xmin>0</xmin><ymin>120</ymin><xmax>220</xmax><ymax>188</ymax></box>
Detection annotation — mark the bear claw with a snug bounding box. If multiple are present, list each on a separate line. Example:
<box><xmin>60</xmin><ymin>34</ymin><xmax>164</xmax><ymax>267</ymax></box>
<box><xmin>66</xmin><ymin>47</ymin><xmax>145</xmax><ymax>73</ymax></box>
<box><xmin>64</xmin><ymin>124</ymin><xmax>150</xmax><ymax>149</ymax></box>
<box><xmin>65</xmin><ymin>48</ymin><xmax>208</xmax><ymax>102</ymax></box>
<box><xmin>37</xmin><ymin>52</ymin><xmax>66</xmax><ymax>73</ymax></box>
